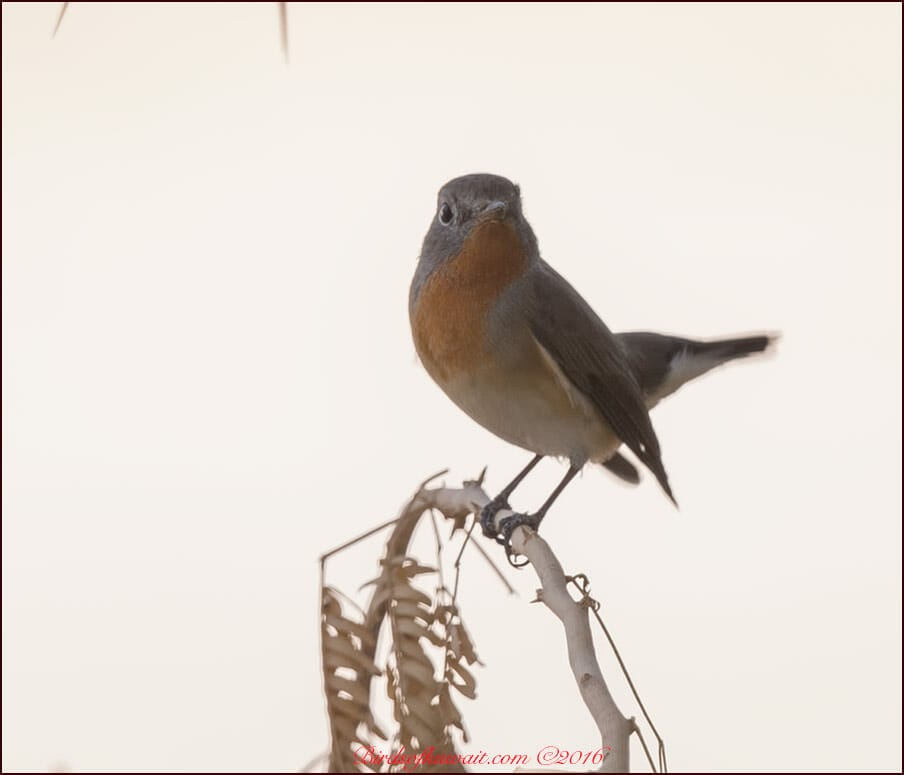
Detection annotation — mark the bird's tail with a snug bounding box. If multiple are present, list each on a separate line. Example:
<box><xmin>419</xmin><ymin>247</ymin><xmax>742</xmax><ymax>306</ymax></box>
<box><xmin>619</xmin><ymin>330</ymin><xmax>778</xmax><ymax>405</ymax></box>
<box><xmin>602</xmin><ymin>331</ymin><xmax>777</xmax><ymax>493</ymax></box>
<box><xmin>689</xmin><ymin>334</ymin><xmax>775</xmax><ymax>363</ymax></box>
<box><xmin>601</xmin><ymin>452</ymin><xmax>640</xmax><ymax>484</ymax></box>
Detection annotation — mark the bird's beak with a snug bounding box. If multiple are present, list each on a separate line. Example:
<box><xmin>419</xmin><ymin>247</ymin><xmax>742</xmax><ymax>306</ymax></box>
<box><xmin>479</xmin><ymin>200</ymin><xmax>507</xmax><ymax>222</ymax></box>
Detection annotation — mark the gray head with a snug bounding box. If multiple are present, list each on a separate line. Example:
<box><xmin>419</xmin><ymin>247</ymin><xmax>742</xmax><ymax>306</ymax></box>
<box><xmin>411</xmin><ymin>173</ymin><xmax>539</xmax><ymax>304</ymax></box>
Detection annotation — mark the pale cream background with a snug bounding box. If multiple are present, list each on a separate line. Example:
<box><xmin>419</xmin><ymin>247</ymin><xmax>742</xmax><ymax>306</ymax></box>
<box><xmin>2</xmin><ymin>2</ymin><xmax>901</xmax><ymax>771</ymax></box>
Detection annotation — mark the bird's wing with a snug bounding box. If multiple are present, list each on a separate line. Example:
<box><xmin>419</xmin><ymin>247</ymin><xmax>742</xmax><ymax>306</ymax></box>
<box><xmin>525</xmin><ymin>261</ymin><xmax>675</xmax><ymax>504</ymax></box>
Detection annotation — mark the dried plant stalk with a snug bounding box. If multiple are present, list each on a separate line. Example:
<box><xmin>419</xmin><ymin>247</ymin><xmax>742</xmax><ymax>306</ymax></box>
<box><xmin>320</xmin><ymin>472</ymin><xmax>653</xmax><ymax>773</ymax></box>
<box><xmin>320</xmin><ymin>472</ymin><xmax>480</xmax><ymax>772</ymax></box>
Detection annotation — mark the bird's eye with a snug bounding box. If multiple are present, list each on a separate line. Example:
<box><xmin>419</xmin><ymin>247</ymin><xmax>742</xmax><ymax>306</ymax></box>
<box><xmin>438</xmin><ymin>202</ymin><xmax>453</xmax><ymax>225</ymax></box>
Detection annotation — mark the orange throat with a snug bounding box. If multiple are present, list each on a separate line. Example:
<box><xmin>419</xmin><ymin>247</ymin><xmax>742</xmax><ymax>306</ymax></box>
<box><xmin>412</xmin><ymin>220</ymin><xmax>528</xmax><ymax>382</ymax></box>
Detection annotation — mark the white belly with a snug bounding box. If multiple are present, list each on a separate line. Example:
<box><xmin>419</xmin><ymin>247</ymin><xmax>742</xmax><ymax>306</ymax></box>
<box><xmin>439</xmin><ymin>356</ymin><xmax>620</xmax><ymax>467</ymax></box>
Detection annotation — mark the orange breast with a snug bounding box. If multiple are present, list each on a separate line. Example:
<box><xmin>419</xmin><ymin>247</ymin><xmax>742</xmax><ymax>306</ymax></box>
<box><xmin>412</xmin><ymin>220</ymin><xmax>528</xmax><ymax>383</ymax></box>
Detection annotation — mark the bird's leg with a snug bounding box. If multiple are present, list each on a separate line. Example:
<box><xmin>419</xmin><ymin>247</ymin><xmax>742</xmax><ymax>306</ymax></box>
<box><xmin>498</xmin><ymin>465</ymin><xmax>580</xmax><ymax>567</ymax></box>
<box><xmin>479</xmin><ymin>454</ymin><xmax>543</xmax><ymax>538</ymax></box>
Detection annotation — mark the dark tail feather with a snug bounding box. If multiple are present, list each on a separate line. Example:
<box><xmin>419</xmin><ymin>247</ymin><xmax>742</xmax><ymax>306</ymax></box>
<box><xmin>601</xmin><ymin>452</ymin><xmax>641</xmax><ymax>485</ymax></box>
<box><xmin>692</xmin><ymin>334</ymin><xmax>775</xmax><ymax>363</ymax></box>
<box><xmin>618</xmin><ymin>330</ymin><xmax>777</xmax><ymax>402</ymax></box>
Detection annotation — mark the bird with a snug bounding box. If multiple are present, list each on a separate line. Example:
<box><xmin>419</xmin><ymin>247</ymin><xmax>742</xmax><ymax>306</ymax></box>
<box><xmin>409</xmin><ymin>173</ymin><xmax>774</xmax><ymax>561</ymax></box>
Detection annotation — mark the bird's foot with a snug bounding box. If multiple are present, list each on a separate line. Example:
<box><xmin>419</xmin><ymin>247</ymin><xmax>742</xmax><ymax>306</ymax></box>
<box><xmin>497</xmin><ymin>512</ymin><xmax>543</xmax><ymax>568</ymax></box>
<box><xmin>479</xmin><ymin>496</ymin><xmax>511</xmax><ymax>538</ymax></box>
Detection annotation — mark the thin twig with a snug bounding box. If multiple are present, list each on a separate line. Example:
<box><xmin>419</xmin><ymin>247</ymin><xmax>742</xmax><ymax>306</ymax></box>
<box><xmin>465</xmin><ymin>521</ymin><xmax>515</xmax><ymax>595</ymax></box>
<box><xmin>631</xmin><ymin>717</ymin><xmax>658</xmax><ymax>773</ymax></box>
<box><xmin>319</xmin><ymin>515</ymin><xmax>399</xmax><ymax>565</ymax></box>
<box><xmin>452</xmin><ymin>519</ymin><xmax>475</xmax><ymax>575</ymax></box>
<box><xmin>572</xmin><ymin>577</ymin><xmax>668</xmax><ymax>773</ymax></box>
<box><xmin>429</xmin><ymin>508</ymin><xmax>448</xmax><ymax>595</ymax></box>
<box><xmin>52</xmin><ymin>2</ymin><xmax>69</xmax><ymax>38</ymax></box>
<box><xmin>325</xmin><ymin>470</ymin><xmax>451</xmax><ymax>597</ymax></box>
<box><xmin>451</xmin><ymin>519</ymin><xmax>477</xmax><ymax>602</ymax></box>
<box><xmin>418</xmin><ymin>468</ymin><xmax>450</xmax><ymax>491</ymax></box>
<box><xmin>277</xmin><ymin>2</ymin><xmax>289</xmax><ymax>63</ymax></box>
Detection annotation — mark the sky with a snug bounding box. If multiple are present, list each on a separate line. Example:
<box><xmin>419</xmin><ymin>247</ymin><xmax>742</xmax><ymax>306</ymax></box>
<box><xmin>2</xmin><ymin>2</ymin><xmax>901</xmax><ymax>772</ymax></box>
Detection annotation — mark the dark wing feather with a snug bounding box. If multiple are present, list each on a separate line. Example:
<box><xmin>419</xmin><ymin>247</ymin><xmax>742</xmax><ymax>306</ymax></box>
<box><xmin>526</xmin><ymin>262</ymin><xmax>676</xmax><ymax>504</ymax></box>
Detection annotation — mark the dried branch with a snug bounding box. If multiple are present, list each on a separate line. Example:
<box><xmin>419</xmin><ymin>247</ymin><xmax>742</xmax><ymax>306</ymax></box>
<box><xmin>420</xmin><ymin>479</ymin><xmax>634</xmax><ymax>772</ymax></box>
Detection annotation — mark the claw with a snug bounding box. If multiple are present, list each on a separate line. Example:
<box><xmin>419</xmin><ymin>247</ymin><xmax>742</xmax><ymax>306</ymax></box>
<box><xmin>479</xmin><ymin>496</ymin><xmax>510</xmax><ymax>538</ymax></box>
<box><xmin>481</xmin><ymin>497</ymin><xmax>545</xmax><ymax>569</ymax></box>
<box><xmin>498</xmin><ymin>512</ymin><xmax>542</xmax><ymax>568</ymax></box>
